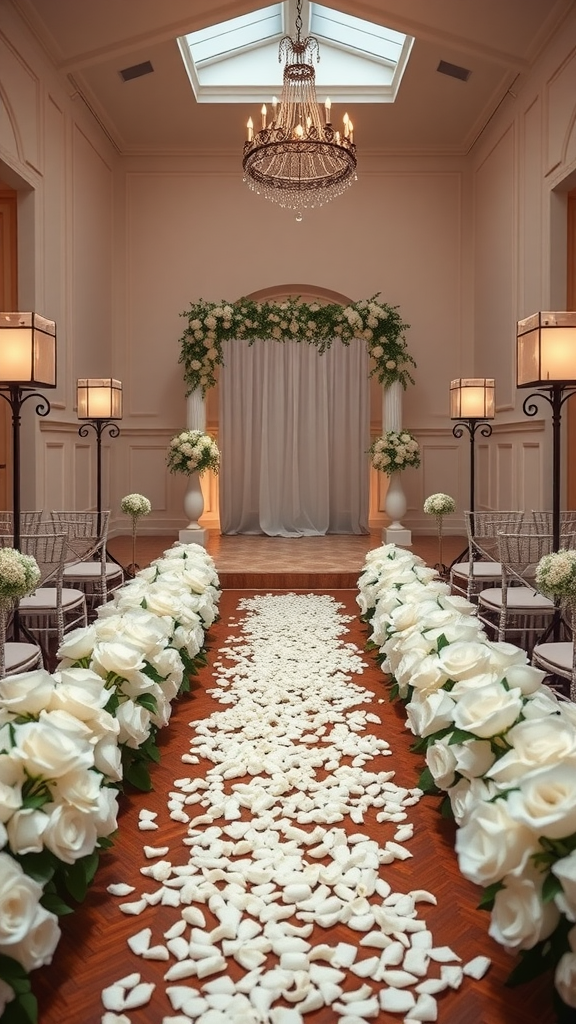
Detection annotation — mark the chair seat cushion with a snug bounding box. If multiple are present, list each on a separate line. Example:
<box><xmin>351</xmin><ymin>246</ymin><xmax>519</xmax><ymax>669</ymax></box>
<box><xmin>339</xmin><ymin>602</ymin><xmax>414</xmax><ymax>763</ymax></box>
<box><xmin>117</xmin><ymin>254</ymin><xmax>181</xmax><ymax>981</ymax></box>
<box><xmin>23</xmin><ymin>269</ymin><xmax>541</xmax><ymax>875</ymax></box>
<box><xmin>20</xmin><ymin>587</ymin><xmax>86</xmax><ymax>611</ymax></box>
<box><xmin>3</xmin><ymin>642</ymin><xmax>42</xmax><ymax>674</ymax></box>
<box><xmin>451</xmin><ymin>561</ymin><xmax>502</xmax><ymax>580</ymax></box>
<box><xmin>64</xmin><ymin>562</ymin><xmax>123</xmax><ymax>581</ymax></box>
<box><xmin>533</xmin><ymin>642</ymin><xmax>573</xmax><ymax>675</ymax></box>
<box><xmin>478</xmin><ymin>588</ymin><xmax>554</xmax><ymax>612</ymax></box>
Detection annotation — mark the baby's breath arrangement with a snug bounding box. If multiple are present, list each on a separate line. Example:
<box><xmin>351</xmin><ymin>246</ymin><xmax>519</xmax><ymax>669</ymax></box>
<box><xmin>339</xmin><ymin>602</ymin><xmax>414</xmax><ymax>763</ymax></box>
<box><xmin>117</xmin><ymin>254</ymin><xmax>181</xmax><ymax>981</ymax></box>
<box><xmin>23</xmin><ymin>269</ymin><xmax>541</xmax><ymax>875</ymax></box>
<box><xmin>0</xmin><ymin>547</ymin><xmax>41</xmax><ymax>605</ymax></box>
<box><xmin>167</xmin><ymin>430</ymin><xmax>220</xmax><ymax>476</ymax></box>
<box><xmin>178</xmin><ymin>295</ymin><xmax>414</xmax><ymax>397</ymax></box>
<box><xmin>424</xmin><ymin>493</ymin><xmax>456</xmax><ymax>578</ymax></box>
<box><xmin>120</xmin><ymin>493</ymin><xmax>152</xmax><ymax>578</ymax></box>
<box><xmin>120</xmin><ymin>493</ymin><xmax>152</xmax><ymax>519</ymax></box>
<box><xmin>0</xmin><ymin>547</ymin><xmax>41</xmax><ymax>677</ymax></box>
<box><xmin>536</xmin><ymin>550</ymin><xmax>576</xmax><ymax>599</ymax></box>
<box><xmin>424</xmin><ymin>493</ymin><xmax>456</xmax><ymax>517</ymax></box>
<box><xmin>368</xmin><ymin>430</ymin><xmax>421</xmax><ymax>475</ymax></box>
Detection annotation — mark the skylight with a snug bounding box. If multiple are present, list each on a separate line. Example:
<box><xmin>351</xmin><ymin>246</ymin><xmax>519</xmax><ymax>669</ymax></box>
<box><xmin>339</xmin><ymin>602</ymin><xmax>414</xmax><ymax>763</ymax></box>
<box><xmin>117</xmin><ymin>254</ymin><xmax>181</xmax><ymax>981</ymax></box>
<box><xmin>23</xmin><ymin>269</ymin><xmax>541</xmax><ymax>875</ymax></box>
<box><xmin>178</xmin><ymin>2</ymin><xmax>413</xmax><ymax>104</ymax></box>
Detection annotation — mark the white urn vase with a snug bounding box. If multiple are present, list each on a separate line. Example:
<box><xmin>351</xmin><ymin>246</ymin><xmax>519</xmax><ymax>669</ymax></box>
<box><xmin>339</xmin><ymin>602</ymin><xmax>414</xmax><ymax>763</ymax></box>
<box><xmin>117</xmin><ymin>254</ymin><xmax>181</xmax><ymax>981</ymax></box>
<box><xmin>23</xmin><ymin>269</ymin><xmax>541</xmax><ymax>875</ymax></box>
<box><xmin>384</xmin><ymin>471</ymin><xmax>407</xmax><ymax>526</ymax></box>
<box><xmin>183</xmin><ymin>472</ymin><xmax>204</xmax><ymax>529</ymax></box>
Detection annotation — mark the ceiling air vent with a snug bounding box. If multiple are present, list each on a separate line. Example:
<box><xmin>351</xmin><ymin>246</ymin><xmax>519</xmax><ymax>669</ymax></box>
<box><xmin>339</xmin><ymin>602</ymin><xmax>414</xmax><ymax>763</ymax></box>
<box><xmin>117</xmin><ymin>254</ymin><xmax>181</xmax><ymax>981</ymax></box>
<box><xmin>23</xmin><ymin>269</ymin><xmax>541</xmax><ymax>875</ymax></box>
<box><xmin>119</xmin><ymin>61</ymin><xmax>154</xmax><ymax>82</ymax></box>
<box><xmin>437</xmin><ymin>60</ymin><xmax>471</xmax><ymax>82</ymax></box>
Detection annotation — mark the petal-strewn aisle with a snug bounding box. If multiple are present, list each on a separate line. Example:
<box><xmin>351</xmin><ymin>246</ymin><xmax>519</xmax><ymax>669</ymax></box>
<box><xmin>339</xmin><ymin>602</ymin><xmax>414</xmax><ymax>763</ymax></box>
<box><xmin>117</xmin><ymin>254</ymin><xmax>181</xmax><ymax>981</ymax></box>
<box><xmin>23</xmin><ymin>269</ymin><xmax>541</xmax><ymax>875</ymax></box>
<box><xmin>33</xmin><ymin>590</ymin><xmax>555</xmax><ymax>1024</ymax></box>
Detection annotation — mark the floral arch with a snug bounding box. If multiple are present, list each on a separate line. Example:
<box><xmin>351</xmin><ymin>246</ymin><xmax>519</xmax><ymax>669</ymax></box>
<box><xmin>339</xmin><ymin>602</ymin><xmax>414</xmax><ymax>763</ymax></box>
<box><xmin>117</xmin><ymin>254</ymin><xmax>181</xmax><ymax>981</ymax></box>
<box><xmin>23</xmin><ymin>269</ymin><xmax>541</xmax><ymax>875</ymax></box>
<box><xmin>177</xmin><ymin>286</ymin><xmax>415</xmax><ymax>397</ymax></box>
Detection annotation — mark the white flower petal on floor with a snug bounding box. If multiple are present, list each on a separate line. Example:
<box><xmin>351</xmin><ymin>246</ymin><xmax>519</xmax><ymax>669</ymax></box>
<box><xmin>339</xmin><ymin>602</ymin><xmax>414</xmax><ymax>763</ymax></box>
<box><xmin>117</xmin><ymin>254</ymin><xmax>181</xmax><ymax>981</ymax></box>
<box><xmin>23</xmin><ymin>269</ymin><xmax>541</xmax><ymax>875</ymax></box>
<box><xmin>100</xmin><ymin>591</ymin><xmax>494</xmax><ymax>1021</ymax></box>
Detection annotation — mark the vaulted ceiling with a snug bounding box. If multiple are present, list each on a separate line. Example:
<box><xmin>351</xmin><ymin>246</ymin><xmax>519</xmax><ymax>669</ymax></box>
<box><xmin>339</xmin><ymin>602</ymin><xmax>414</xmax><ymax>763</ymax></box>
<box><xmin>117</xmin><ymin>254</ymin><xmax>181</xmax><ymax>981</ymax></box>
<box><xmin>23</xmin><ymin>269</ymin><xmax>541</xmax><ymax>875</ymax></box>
<box><xmin>12</xmin><ymin>0</ymin><xmax>576</xmax><ymax>156</ymax></box>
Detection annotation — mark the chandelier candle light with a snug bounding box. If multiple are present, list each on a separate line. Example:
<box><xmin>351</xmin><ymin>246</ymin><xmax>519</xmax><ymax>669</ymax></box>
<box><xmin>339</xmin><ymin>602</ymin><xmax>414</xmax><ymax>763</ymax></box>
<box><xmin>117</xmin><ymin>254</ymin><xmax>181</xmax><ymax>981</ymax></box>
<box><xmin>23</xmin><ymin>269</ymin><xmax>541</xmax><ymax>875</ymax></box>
<box><xmin>242</xmin><ymin>0</ymin><xmax>357</xmax><ymax>219</ymax></box>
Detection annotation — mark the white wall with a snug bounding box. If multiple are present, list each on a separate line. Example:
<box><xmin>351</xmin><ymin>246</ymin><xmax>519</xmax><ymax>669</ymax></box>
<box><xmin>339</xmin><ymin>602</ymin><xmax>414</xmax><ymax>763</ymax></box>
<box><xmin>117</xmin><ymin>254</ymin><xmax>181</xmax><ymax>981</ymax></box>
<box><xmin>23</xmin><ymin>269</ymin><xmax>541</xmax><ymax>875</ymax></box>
<box><xmin>2</xmin><ymin>2</ymin><xmax>576</xmax><ymax>535</ymax></box>
<box><xmin>469</xmin><ymin>5</ymin><xmax>576</xmax><ymax>517</ymax></box>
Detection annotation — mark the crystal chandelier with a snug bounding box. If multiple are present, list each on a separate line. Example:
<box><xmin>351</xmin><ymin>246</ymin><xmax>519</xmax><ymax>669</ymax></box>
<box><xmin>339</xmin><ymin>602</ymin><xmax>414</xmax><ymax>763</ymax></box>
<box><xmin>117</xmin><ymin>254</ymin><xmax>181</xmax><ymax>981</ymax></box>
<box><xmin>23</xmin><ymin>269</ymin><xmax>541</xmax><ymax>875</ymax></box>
<box><xmin>242</xmin><ymin>0</ymin><xmax>357</xmax><ymax>218</ymax></box>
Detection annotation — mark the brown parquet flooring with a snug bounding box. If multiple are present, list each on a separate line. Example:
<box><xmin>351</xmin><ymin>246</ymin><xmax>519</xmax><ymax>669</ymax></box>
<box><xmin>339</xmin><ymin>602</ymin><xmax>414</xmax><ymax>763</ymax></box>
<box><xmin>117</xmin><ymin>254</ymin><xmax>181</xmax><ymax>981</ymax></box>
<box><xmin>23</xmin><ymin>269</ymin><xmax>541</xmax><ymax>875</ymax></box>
<box><xmin>32</xmin><ymin>535</ymin><xmax>556</xmax><ymax>1023</ymax></box>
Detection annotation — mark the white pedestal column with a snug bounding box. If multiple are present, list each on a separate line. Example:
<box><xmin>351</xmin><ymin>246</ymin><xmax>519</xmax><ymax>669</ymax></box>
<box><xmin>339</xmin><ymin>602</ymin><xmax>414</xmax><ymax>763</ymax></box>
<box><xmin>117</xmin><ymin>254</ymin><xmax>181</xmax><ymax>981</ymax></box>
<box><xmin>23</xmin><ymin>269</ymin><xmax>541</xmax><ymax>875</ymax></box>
<box><xmin>383</xmin><ymin>381</ymin><xmax>412</xmax><ymax>547</ymax></box>
<box><xmin>179</xmin><ymin>389</ymin><xmax>208</xmax><ymax>547</ymax></box>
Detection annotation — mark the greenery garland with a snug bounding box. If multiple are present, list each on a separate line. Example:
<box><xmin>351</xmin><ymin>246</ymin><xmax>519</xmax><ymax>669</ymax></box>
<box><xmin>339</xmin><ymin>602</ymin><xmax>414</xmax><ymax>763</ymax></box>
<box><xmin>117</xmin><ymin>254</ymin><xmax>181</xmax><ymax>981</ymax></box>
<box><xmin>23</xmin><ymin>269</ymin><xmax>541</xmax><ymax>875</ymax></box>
<box><xmin>178</xmin><ymin>294</ymin><xmax>414</xmax><ymax>397</ymax></box>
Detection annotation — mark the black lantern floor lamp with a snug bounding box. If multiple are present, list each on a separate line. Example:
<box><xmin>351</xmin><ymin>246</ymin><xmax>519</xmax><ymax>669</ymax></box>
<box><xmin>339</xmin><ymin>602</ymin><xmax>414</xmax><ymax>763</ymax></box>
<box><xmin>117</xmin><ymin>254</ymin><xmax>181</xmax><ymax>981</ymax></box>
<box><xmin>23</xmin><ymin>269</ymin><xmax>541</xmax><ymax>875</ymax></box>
<box><xmin>449</xmin><ymin>378</ymin><xmax>495</xmax><ymax>569</ymax></box>
<box><xmin>0</xmin><ymin>312</ymin><xmax>57</xmax><ymax>638</ymax></box>
<box><xmin>517</xmin><ymin>312</ymin><xmax>576</xmax><ymax>555</ymax></box>
<box><xmin>450</xmin><ymin>378</ymin><xmax>495</xmax><ymax>516</ymax></box>
<box><xmin>77</xmin><ymin>378</ymin><xmax>123</xmax><ymax>536</ymax></box>
<box><xmin>517</xmin><ymin>312</ymin><xmax>576</xmax><ymax>642</ymax></box>
<box><xmin>0</xmin><ymin>313</ymin><xmax>57</xmax><ymax>551</ymax></box>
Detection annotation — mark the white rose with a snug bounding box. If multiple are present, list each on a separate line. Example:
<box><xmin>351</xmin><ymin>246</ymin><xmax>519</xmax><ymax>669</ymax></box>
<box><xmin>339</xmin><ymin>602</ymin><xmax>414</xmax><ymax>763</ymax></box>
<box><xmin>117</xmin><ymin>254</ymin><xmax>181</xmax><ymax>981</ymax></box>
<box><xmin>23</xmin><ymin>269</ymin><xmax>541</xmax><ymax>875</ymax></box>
<box><xmin>398</xmin><ymin>652</ymin><xmax>445</xmax><ymax>695</ymax></box>
<box><xmin>506</xmin><ymin>764</ymin><xmax>576</xmax><ymax>840</ymax></box>
<box><xmin>0</xmin><ymin>851</ymin><xmax>44</xmax><ymax>945</ymax></box>
<box><xmin>6</xmin><ymin>808</ymin><xmax>48</xmax><ymax>855</ymax></box>
<box><xmin>487</xmin><ymin>716</ymin><xmax>576</xmax><ymax>785</ymax></box>
<box><xmin>56</xmin><ymin>625</ymin><xmax>97</xmax><ymax>664</ymax></box>
<box><xmin>93</xmin><ymin>735</ymin><xmax>123</xmax><ymax>782</ymax></box>
<box><xmin>405</xmin><ymin>689</ymin><xmax>456</xmax><ymax>738</ymax></box>
<box><xmin>483</xmin><ymin>640</ymin><xmax>529</xmax><ymax>671</ymax></box>
<box><xmin>51</xmin><ymin>768</ymin><xmax>103</xmax><ymax>812</ymax></box>
<box><xmin>552</xmin><ymin>852</ymin><xmax>576</xmax><ymax>921</ymax></box>
<box><xmin>91</xmin><ymin>640</ymin><xmax>147</xmax><ymax>678</ymax></box>
<box><xmin>48</xmin><ymin>669</ymin><xmax>110</xmax><ymax>722</ymax></box>
<box><xmin>437</xmin><ymin>641</ymin><xmax>493</xmax><ymax>680</ymax></box>
<box><xmin>116</xmin><ymin>700</ymin><xmax>151</xmax><ymax>749</ymax></box>
<box><xmin>94</xmin><ymin>786</ymin><xmax>119</xmax><ymax>838</ymax></box>
<box><xmin>450</xmin><ymin>739</ymin><xmax>496</xmax><ymax>779</ymax></box>
<box><xmin>6</xmin><ymin>904</ymin><xmax>60</xmax><ymax>972</ymax></box>
<box><xmin>425</xmin><ymin>739</ymin><xmax>457</xmax><ymax>790</ymax></box>
<box><xmin>11</xmin><ymin>720</ymin><xmax>94</xmax><ymax>779</ymax></box>
<box><xmin>502</xmin><ymin>663</ymin><xmax>547</xmax><ymax>695</ymax></box>
<box><xmin>556</xmin><ymin>951</ymin><xmax>576</xmax><ymax>1009</ymax></box>
<box><xmin>455</xmin><ymin>800</ymin><xmax>538</xmax><ymax>885</ymax></box>
<box><xmin>452</xmin><ymin>682</ymin><xmax>523</xmax><ymax>738</ymax></box>
<box><xmin>449</xmin><ymin>776</ymin><xmax>499</xmax><ymax>826</ymax></box>
<box><xmin>172</xmin><ymin>625</ymin><xmax>202</xmax><ymax>661</ymax></box>
<box><xmin>522</xmin><ymin>688</ymin><xmax>562</xmax><ymax>721</ymax></box>
<box><xmin>0</xmin><ymin>668</ymin><xmax>56</xmax><ymax>715</ymax></box>
<box><xmin>0</xmin><ymin>779</ymin><xmax>22</xmax><ymax>823</ymax></box>
<box><xmin>488</xmin><ymin>872</ymin><xmax>560</xmax><ymax>952</ymax></box>
<box><xmin>42</xmin><ymin>803</ymin><xmax>98</xmax><ymax>864</ymax></box>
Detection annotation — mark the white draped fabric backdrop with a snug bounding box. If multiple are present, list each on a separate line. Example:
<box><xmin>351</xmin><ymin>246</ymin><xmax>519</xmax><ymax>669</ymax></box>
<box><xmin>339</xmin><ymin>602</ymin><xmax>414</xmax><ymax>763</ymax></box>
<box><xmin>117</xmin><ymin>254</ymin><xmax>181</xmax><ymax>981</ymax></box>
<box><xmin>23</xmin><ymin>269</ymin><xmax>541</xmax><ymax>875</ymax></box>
<box><xmin>219</xmin><ymin>338</ymin><xmax>370</xmax><ymax>537</ymax></box>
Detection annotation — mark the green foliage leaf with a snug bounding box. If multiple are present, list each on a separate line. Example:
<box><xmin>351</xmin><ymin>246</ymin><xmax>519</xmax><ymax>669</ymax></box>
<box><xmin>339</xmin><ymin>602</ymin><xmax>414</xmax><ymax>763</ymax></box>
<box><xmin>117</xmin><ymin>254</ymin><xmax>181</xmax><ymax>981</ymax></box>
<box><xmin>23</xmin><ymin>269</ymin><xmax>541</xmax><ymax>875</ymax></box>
<box><xmin>436</xmin><ymin>633</ymin><xmax>450</xmax><ymax>652</ymax></box>
<box><xmin>142</xmin><ymin>662</ymin><xmax>166</xmax><ymax>685</ymax></box>
<box><xmin>448</xmin><ymin>728</ymin><xmax>478</xmax><ymax>745</ymax></box>
<box><xmin>542</xmin><ymin>871</ymin><xmax>564</xmax><ymax>904</ymax></box>
<box><xmin>123</xmin><ymin>757</ymin><xmax>152</xmax><ymax>792</ymax></box>
<box><xmin>477</xmin><ymin>881</ymin><xmax>504</xmax><ymax>910</ymax></box>
<box><xmin>2</xmin><ymin>991</ymin><xmax>37</xmax><ymax>1024</ymax></box>
<box><xmin>440</xmin><ymin>795</ymin><xmax>454</xmax><ymax>820</ymax></box>
<box><xmin>15</xmin><ymin>851</ymin><xmax>57</xmax><ymax>886</ymax></box>
<box><xmin>136</xmin><ymin>692</ymin><xmax>158</xmax><ymax>714</ymax></box>
<box><xmin>40</xmin><ymin>890</ymin><xmax>74</xmax><ymax>917</ymax></box>
<box><xmin>418</xmin><ymin>766</ymin><xmax>439</xmax><ymax>794</ymax></box>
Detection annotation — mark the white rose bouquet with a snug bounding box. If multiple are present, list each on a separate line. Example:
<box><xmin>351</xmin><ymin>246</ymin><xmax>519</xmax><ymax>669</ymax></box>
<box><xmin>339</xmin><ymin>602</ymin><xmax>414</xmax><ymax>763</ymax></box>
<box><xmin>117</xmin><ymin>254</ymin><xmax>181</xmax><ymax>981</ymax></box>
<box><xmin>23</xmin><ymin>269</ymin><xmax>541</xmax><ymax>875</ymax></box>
<box><xmin>167</xmin><ymin>429</ymin><xmax>220</xmax><ymax>476</ymax></box>
<box><xmin>368</xmin><ymin>429</ymin><xmax>420</xmax><ymax>474</ymax></box>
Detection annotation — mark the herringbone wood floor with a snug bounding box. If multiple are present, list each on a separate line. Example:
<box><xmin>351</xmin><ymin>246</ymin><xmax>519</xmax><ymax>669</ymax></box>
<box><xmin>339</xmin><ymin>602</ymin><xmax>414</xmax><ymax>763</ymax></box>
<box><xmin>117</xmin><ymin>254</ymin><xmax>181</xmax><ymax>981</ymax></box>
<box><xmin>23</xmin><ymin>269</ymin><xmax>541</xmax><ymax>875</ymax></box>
<box><xmin>33</xmin><ymin>584</ymin><xmax>556</xmax><ymax>1024</ymax></box>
